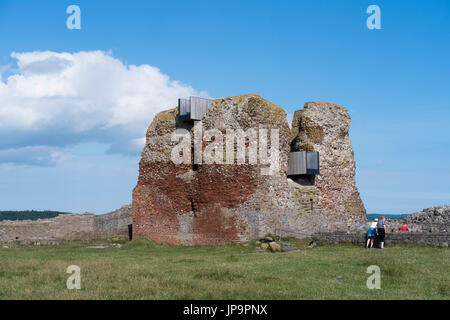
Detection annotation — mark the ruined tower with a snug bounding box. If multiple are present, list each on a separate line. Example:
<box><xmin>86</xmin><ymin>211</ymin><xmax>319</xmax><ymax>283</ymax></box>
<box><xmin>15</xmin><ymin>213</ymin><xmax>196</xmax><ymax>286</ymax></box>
<box><xmin>132</xmin><ymin>94</ymin><xmax>366</xmax><ymax>245</ymax></box>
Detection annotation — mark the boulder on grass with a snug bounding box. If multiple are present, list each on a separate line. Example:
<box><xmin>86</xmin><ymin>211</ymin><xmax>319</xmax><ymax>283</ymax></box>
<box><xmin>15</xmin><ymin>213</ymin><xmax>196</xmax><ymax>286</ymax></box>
<box><xmin>269</xmin><ymin>241</ymin><xmax>282</xmax><ymax>252</ymax></box>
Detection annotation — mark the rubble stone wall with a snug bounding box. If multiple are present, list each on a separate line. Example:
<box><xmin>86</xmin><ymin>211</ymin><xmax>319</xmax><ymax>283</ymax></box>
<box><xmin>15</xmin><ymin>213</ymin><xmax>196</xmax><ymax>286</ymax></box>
<box><xmin>0</xmin><ymin>205</ymin><xmax>132</xmax><ymax>243</ymax></box>
<box><xmin>312</xmin><ymin>231</ymin><xmax>449</xmax><ymax>247</ymax></box>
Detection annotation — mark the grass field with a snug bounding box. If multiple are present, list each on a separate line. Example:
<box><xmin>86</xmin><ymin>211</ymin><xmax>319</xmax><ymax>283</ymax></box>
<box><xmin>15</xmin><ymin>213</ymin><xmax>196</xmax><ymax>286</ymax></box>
<box><xmin>0</xmin><ymin>238</ymin><xmax>448</xmax><ymax>300</ymax></box>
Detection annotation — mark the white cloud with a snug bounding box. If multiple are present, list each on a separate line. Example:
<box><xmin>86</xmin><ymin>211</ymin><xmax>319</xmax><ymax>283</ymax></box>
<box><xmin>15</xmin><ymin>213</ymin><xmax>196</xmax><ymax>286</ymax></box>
<box><xmin>0</xmin><ymin>50</ymin><xmax>207</xmax><ymax>164</ymax></box>
<box><xmin>0</xmin><ymin>146</ymin><xmax>74</xmax><ymax>166</ymax></box>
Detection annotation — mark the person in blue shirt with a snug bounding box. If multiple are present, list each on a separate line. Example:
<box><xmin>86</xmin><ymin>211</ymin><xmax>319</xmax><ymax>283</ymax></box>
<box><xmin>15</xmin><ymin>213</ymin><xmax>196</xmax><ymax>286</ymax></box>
<box><xmin>365</xmin><ymin>219</ymin><xmax>378</xmax><ymax>248</ymax></box>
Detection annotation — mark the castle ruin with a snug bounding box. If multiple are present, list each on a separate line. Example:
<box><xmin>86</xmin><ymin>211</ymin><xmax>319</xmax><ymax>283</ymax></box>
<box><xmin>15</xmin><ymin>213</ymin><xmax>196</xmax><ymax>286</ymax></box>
<box><xmin>132</xmin><ymin>94</ymin><xmax>366</xmax><ymax>245</ymax></box>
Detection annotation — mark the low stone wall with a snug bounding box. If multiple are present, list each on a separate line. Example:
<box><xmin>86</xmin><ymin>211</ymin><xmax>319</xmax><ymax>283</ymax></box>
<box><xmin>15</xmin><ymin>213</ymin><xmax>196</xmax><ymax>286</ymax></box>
<box><xmin>0</xmin><ymin>205</ymin><xmax>132</xmax><ymax>244</ymax></box>
<box><xmin>386</xmin><ymin>221</ymin><xmax>448</xmax><ymax>233</ymax></box>
<box><xmin>383</xmin><ymin>205</ymin><xmax>450</xmax><ymax>233</ymax></box>
<box><xmin>312</xmin><ymin>231</ymin><xmax>449</xmax><ymax>247</ymax></box>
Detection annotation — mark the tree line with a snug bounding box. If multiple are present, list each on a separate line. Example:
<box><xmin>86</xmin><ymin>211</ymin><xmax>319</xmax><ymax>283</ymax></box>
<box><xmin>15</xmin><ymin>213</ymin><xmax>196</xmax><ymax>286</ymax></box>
<box><xmin>0</xmin><ymin>210</ymin><xmax>72</xmax><ymax>222</ymax></box>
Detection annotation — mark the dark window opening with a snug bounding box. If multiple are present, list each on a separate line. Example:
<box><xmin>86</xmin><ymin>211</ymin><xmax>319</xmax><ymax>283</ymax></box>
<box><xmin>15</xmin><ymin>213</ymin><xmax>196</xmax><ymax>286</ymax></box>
<box><xmin>289</xmin><ymin>174</ymin><xmax>315</xmax><ymax>186</ymax></box>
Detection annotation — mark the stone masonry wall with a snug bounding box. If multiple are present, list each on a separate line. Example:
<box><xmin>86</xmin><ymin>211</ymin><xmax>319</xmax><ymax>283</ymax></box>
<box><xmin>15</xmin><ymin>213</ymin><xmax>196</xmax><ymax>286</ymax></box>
<box><xmin>0</xmin><ymin>205</ymin><xmax>132</xmax><ymax>244</ymax></box>
<box><xmin>291</xmin><ymin>102</ymin><xmax>366</xmax><ymax>220</ymax></box>
<box><xmin>133</xmin><ymin>94</ymin><xmax>367</xmax><ymax>245</ymax></box>
<box><xmin>312</xmin><ymin>231</ymin><xmax>450</xmax><ymax>247</ymax></box>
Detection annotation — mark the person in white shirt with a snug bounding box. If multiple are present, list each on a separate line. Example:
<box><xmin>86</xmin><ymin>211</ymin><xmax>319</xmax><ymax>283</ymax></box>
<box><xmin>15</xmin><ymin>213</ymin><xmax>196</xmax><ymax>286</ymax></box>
<box><xmin>365</xmin><ymin>218</ymin><xmax>378</xmax><ymax>248</ymax></box>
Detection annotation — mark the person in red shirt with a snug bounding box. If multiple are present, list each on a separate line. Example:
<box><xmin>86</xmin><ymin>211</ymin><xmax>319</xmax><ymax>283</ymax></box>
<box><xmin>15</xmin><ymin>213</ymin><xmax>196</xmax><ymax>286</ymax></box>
<box><xmin>398</xmin><ymin>225</ymin><xmax>409</xmax><ymax>231</ymax></box>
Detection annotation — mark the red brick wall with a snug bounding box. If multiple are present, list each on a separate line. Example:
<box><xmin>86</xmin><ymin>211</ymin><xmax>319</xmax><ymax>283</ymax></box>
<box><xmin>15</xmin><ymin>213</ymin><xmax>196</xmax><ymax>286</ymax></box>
<box><xmin>132</xmin><ymin>161</ymin><xmax>258</xmax><ymax>245</ymax></box>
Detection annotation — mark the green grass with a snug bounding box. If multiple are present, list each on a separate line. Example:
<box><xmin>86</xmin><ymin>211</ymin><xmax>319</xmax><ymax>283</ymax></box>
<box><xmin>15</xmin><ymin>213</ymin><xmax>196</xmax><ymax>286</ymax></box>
<box><xmin>0</xmin><ymin>238</ymin><xmax>448</xmax><ymax>300</ymax></box>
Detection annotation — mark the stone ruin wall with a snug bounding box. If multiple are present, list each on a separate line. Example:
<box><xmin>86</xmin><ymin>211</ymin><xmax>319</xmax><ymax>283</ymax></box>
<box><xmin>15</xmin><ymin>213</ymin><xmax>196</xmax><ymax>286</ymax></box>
<box><xmin>291</xmin><ymin>102</ymin><xmax>366</xmax><ymax>221</ymax></box>
<box><xmin>133</xmin><ymin>94</ymin><xmax>367</xmax><ymax>245</ymax></box>
<box><xmin>0</xmin><ymin>205</ymin><xmax>132</xmax><ymax>244</ymax></box>
<box><xmin>312</xmin><ymin>205</ymin><xmax>450</xmax><ymax>247</ymax></box>
<box><xmin>312</xmin><ymin>231</ymin><xmax>449</xmax><ymax>247</ymax></box>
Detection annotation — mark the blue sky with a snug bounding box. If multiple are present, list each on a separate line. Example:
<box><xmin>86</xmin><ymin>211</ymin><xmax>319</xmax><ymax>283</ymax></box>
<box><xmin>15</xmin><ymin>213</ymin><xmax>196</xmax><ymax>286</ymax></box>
<box><xmin>0</xmin><ymin>0</ymin><xmax>449</xmax><ymax>214</ymax></box>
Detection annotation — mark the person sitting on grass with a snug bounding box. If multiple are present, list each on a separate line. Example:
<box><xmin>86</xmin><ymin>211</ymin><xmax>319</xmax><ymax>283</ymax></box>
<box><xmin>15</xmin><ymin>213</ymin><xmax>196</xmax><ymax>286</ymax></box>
<box><xmin>377</xmin><ymin>216</ymin><xmax>387</xmax><ymax>249</ymax></box>
<box><xmin>366</xmin><ymin>218</ymin><xmax>378</xmax><ymax>248</ymax></box>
